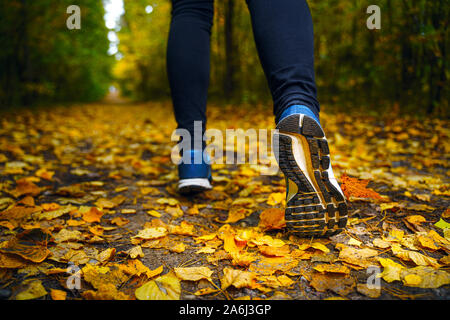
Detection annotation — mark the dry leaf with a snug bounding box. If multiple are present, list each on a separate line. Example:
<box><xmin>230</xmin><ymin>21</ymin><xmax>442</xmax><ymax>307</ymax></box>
<box><xmin>174</xmin><ymin>267</ymin><xmax>213</xmax><ymax>282</ymax></box>
<box><xmin>135</xmin><ymin>272</ymin><xmax>181</xmax><ymax>300</ymax></box>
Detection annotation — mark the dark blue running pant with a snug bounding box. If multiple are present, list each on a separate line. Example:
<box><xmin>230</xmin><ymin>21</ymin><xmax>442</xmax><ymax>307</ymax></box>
<box><xmin>167</xmin><ymin>0</ymin><xmax>319</xmax><ymax>142</ymax></box>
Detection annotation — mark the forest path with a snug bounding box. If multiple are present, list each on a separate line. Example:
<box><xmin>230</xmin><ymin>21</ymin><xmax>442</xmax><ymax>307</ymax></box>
<box><xmin>0</xmin><ymin>102</ymin><xmax>448</xmax><ymax>300</ymax></box>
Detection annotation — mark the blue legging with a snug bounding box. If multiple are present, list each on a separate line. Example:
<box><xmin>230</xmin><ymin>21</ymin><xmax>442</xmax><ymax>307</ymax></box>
<box><xmin>167</xmin><ymin>0</ymin><xmax>319</xmax><ymax>141</ymax></box>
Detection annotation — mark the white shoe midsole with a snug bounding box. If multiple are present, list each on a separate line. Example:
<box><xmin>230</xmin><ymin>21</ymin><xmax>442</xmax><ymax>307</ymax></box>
<box><xmin>178</xmin><ymin>178</ymin><xmax>212</xmax><ymax>190</ymax></box>
<box><xmin>279</xmin><ymin>131</ymin><xmax>346</xmax><ymax>206</ymax></box>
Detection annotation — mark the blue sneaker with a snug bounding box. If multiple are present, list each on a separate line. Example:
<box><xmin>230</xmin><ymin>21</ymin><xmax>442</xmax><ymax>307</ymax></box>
<box><xmin>177</xmin><ymin>149</ymin><xmax>212</xmax><ymax>194</ymax></box>
<box><xmin>274</xmin><ymin>105</ymin><xmax>348</xmax><ymax>237</ymax></box>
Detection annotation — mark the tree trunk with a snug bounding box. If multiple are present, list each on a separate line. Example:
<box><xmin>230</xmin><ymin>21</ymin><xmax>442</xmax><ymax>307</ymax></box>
<box><xmin>224</xmin><ymin>0</ymin><xmax>235</xmax><ymax>101</ymax></box>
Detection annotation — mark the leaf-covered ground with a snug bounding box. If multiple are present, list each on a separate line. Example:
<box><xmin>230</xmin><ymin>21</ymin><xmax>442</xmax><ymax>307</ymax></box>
<box><xmin>0</xmin><ymin>102</ymin><xmax>449</xmax><ymax>300</ymax></box>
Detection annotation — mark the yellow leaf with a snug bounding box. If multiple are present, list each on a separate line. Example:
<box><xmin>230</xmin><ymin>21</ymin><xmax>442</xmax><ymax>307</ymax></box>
<box><xmin>96</xmin><ymin>248</ymin><xmax>116</xmax><ymax>264</ymax></box>
<box><xmin>442</xmin><ymin>208</ymin><xmax>450</xmax><ymax>219</ymax></box>
<box><xmin>217</xmin><ymin>207</ymin><xmax>252</xmax><ymax>224</ymax></box>
<box><xmin>220</xmin><ymin>267</ymin><xmax>256</xmax><ymax>290</ymax></box>
<box><xmin>166</xmin><ymin>206</ymin><xmax>184</xmax><ymax>218</ymax></box>
<box><xmin>0</xmin><ymin>252</ymin><xmax>29</xmax><ymax>268</ymax></box>
<box><xmin>258</xmin><ymin>208</ymin><xmax>285</xmax><ymax>231</ymax></box>
<box><xmin>50</xmin><ymin>289</ymin><xmax>67</xmax><ymax>300</ymax></box>
<box><xmin>313</xmin><ymin>263</ymin><xmax>350</xmax><ymax>274</ymax></box>
<box><xmin>391</xmin><ymin>244</ymin><xmax>441</xmax><ymax>268</ymax></box>
<box><xmin>35</xmin><ymin>168</ymin><xmax>54</xmax><ymax>180</ymax></box>
<box><xmin>435</xmin><ymin>218</ymin><xmax>450</xmax><ymax>230</ymax></box>
<box><xmin>379</xmin><ymin>202</ymin><xmax>401</xmax><ymax>212</ymax></box>
<box><xmin>157</xmin><ymin>198</ymin><xmax>179</xmax><ymax>206</ymax></box>
<box><xmin>259</xmin><ymin>244</ymin><xmax>290</xmax><ymax>257</ymax></box>
<box><xmin>401</xmin><ymin>266</ymin><xmax>450</xmax><ymax>288</ymax></box>
<box><xmin>277</xmin><ymin>275</ymin><xmax>295</xmax><ymax>287</ymax></box>
<box><xmin>230</xmin><ymin>251</ymin><xmax>257</xmax><ymax>267</ymax></box>
<box><xmin>417</xmin><ymin>235</ymin><xmax>439</xmax><ymax>251</ymax></box>
<box><xmin>147</xmin><ymin>210</ymin><xmax>162</xmax><ymax>218</ymax></box>
<box><xmin>174</xmin><ymin>267</ymin><xmax>213</xmax><ymax>282</ymax></box>
<box><xmin>82</xmin><ymin>283</ymin><xmax>130</xmax><ymax>300</ymax></box>
<box><xmin>110</xmin><ymin>216</ymin><xmax>129</xmax><ymax>227</ymax></box>
<box><xmin>41</xmin><ymin>203</ymin><xmax>60</xmax><ymax>211</ymax></box>
<box><xmin>135</xmin><ymin>272</ymin><xmax>181</xmax><ymax>300</ymax></box>
<box><xmin>168</xmin><ymin>221</ymin><xmax>195</xmax><ymax>236</ymax></box>
<box><xmin>311</xmin><ymin>242</ymin><xmax>330</xmax><ymax>253</ymax></box>
<box><xmin>403</xmin><ymin>274</ymin><xmax>422</xmax><ymax>286</ymax></box>
<box><xmin>195</xmin><ymin>246</ymin><xmax>215</xmax><ymax>254</ymax></box>
<box><xmin>81</xmin><ymin>207</ymin><xmax>104</xmax><ymax>223</ymax></box>
<box><xmin>33</xmin><ymin>205</ymin><xmax>73</xmax><ymax>220</ymax></box>
<box><xmin>336</xmin><ymin>243</ymin><xmax>378</xmax><ymax>268</ymax></box>
<box><xmin>132</xmin><ymin>227</ymin><xmax>168</xmax><ymax>240</ymax></box>
<box><xmin>377</xmin><ymin>258</ymin><xmax>405</xmax><ymax>283</ymax></box>
<box><xmin>195</xmin><ymin>233</ymin><xmax>217</xmax><ymax>243</ymax></box>
<box><xmin>373</xmin><ymin>238</ymin><xmax>391</xmax><ymax>249</ymax></box>
<box><xmin>169</xmin><ymin>242</ymin><xmax>186</xmax><ymax>253</ymax></box>
<box><xmin>266</xmin><ymin>192</ymin><xmax>285</xmax><ymax>206</ymax></box>
<box><xmin>347</xmin><ymin>237</ymin><xmax>362</xmax><ymax>247</ymax></box>
<box><xmin>194</xmin><ymin>287</ymin><xmax>219</xmax><ymax>296</ymax></box>
<box><xmin>121</xmin><ymin>209</ymin><xmax>136</xmax><ymax>214</ymax></box>
<box><xmin>15</xmin><ymin>280</ymin><xmax>47</xmax><ymax>300</ymax></box>
<box><xmin>126</xmin><ymin>246</ymin><xmax>144</xmax><ymax>259</ymax></box>
<box><xmin>404</xmin><ymin>215</ymin><xmax>426</xmax><ymax>224</ymax></box>
<box><xmin>54</xmin><ymin>229</ymin><xmax>82</xmax><ymax>243</ymax></box>
<box><xmin>356</xmin><ymin>283</ymin><xmax>381</xmax><ymax>298</ymax></box>
<box><xmin>0</xmin><ymin>221</ymin><xmax>16</xmax><ymax>230</ymax></box>
<box><xmin>250</xmin><ymin>235</ymin><xmax>285</xmax><ymax>248</ymax></box>
<box><xmin>389</xmin><ymin>228</ymin><xmax>404</xmax><ymax>241</ymax></box>
<box><xmin>249</xmin><ymin>256</ymin><xmax>298</xmax><ymax>275</ymax></box>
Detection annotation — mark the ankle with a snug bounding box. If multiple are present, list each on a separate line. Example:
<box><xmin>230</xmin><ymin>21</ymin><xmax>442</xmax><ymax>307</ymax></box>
<box><xmin>279</xmin><ymin>105</ymin><xmax>320</xmax><ymax>125</ymax></box>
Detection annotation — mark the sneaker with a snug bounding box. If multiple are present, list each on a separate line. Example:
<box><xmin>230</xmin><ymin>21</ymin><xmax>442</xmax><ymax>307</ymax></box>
<box><xmin>274</xmin><ymin>105</ymin><xmax>348</xmax><ymax>237</ymax></box>
<box><xmin>177</xmin><ymin>149</ymin><xmax>212</xmax><ymax>194</ymax></box>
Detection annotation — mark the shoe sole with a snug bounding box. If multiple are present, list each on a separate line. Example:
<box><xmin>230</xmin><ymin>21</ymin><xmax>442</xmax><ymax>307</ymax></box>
<box><xmin>178</xmin><ymin>178</ymin><xmax>212</xmax><ymax>195</ymax></box>
<box><xmin>274</xmin><ymin>114</ymin><xmax>348</xmax><ymax>238</ymax></box>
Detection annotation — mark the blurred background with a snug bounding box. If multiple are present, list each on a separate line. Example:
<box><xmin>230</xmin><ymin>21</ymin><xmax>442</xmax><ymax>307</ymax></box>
<box><xmin>0</xmin><ymin>0</ymin><xmax>448</xmax><ymax>116</ymax></box>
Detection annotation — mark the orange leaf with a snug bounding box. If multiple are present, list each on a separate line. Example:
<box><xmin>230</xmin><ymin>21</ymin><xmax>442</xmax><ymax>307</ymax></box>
<box><xmin>82</xmin><ymin>207</ymin><xmax>104</xmax><ymax>223</ymax></box>
<box><xmin>50</xmin><ymin>289</ymin><xmax>67</xmax><ymax>300</ymax></box>
<box><xmin>340</xmin><ymin>174</ymin><xmax>383</xmax><ymax>200</ymax></box>
<box><xmin>0</xmin><ymin>229</ymin><xmax>52</xmax><ymax>263</ymax></box>
<box><xmin>258</xmin><ymin>208</ymin><xmax>285</xmax><ymax>231</ymax></box>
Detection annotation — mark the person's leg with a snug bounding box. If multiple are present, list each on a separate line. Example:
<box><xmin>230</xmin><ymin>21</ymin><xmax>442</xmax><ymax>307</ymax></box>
<box><xmin>167</xmin><ymin>0</ymin><xmax>214</xmax><ymax>148</ymax></box>
<box><xmin>167</xmin><ymin>0</ymin><xmax>214</xmax><ymax>193</ymax></box>
<box><xmin>246</xmin><ymin>0</ymin><xmax>319</xmax><ymax>123</ymax></box>
<box><xmin>246</xmin><ymin>0</ymin><xmax>348</xmax><ymax>237</ymax></box>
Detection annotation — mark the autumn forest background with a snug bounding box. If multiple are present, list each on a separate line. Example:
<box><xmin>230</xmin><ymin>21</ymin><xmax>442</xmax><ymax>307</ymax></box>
<box><xmin>0</xmin><ymin>0</ymin><xmax>448</xmax><ymax>115</ymax></box>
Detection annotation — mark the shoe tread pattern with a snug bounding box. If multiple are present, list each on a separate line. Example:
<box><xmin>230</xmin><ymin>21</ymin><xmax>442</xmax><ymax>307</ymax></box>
<box><xmin>275</xmin><ymin>114</ymin><xmax>348</xmax><ymax>238</ymax></box>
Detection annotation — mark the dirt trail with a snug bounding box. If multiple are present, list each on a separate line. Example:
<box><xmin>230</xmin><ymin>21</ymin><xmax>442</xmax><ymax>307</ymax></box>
<box><xmin>0</xmin><ymin>102</ymin><xmax>448</xmax><ymax>300</ymax></box>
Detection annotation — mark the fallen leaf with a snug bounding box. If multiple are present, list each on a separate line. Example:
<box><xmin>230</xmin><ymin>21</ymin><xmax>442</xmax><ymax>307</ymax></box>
<box><xmin>340</xmin><ymin>174</ymin><xmax>383</xmax><ymax>200</ymax></box>
<box><xmin>81</xmin><ymin>207</ymin><xmax>104</xmax><ymax>223</ymax></box>
<box><xmin>174</xmin><ymin>267</ymin><xmax>213</xmax><ymax>282</ymax></box>
<box><xmin>220</xmin><ymin>267</ymin><xmax>256</xmax><ymax>290</ymax></box>
<box><xmin>50</xmin><ymin>289</ymin><xmax>67</xmax><ymax>300</ymax></box>
<box><xmin>313</xmin><ymin>263</ymin><xmax>350</xmax><ymax>274</ymax></box>
<box><xmin>0</xmin><ymin>229</ymin><xmax>52</xmax><ymax>263</ymax></box>
<box><xmin>135</xmin><ymin>272</ymin><xmax>181</xmax><ymax>300</ymax></box>
<box><xmin>132</xmin><ymin>227</ymin><xmax>168</xmax><ymax>240</ymax></box>
<box><xmin>15</xmin><ymin>279</ymin><xmax>47</xmax><ymax>300</ymax></box>
<box><xmin>258</xmin><ymin>208</ymin><xmax>285</xmax><ymax>231</ymax></box>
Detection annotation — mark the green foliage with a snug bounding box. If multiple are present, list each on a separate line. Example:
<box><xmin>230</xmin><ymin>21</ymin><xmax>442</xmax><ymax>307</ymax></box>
<box><xmin>1</xmin><ymin>0</ymin><xmax>447</xmax><ymax>115</ymax></box>
<box><xmin>0</xmin><ymin>0</ymin><xmax>113</xmax><ymax>107</ymax></box>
